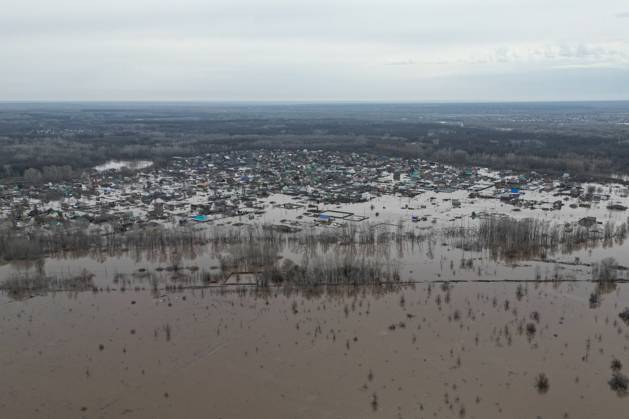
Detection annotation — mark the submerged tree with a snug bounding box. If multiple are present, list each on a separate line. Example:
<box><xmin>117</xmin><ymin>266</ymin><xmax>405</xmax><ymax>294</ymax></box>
<box><xmin>535</xmin><ymin>373</ymin><xmax>549</xmax><ymax>394</ymax></box>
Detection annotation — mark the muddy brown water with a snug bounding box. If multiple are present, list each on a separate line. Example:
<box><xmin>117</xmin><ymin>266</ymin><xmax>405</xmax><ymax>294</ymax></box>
<box><xmin>1</xmin><ymin>281</ymin><xmax>629</xmax><ymax>419</ymax></box>
<box><xmin>2</xmin><ymin>189</ymin><xmax>629</xmax><ymax>418</ymax></box>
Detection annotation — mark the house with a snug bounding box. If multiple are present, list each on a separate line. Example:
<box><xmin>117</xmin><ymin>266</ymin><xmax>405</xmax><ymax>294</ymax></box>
<box><xmin>578</xmin><ymin>217</ymin><xmax>597</xmax><ymax>228</ymax></box>
<box><xmin>607</xmin><ymin>203</ymin><xmax>628</xmax><ymax>211</ymax></box>
<box><xmin>318</xmin><ymin>214</ymin><xmax>332</xmax><ymax>224</ymax></box>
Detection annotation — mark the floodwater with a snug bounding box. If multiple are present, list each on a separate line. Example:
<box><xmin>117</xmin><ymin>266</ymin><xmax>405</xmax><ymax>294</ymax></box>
<box><xmin>2</xmin><ymin>186</ymin><xmax>629</xmax><ymax>287</ymax></box>
<box><xmin>1</xmin><ymin>282</ymin><xmax>629</xmax><ymax>418</ymax></box>
<box><xmin>94</xmin><ymin>160</ymin><xmax>153</xmax><ymax>172</ymax></box>
<box><xmin>2</xmin><ymin>187</ymin><xmax>629</xmax><ymax>418</ymax></box>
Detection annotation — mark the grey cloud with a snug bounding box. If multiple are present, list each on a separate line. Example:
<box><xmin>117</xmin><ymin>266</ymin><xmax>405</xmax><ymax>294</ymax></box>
<box><xmin>385</xmin><ymin>60</ymin><xmax>415</xmax><ymax>66</ymax></box>
<box><xmin>1</xmin><ymin>0</ymin><xmax>629</xmax><ymax>101</ymax></box>
<box><xmin>0</xmin><ymin>0</ymin><xmax>608</xmax><ymax>47</ymax></box>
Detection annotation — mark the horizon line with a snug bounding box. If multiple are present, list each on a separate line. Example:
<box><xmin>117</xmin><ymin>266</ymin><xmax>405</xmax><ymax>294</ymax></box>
<box><xmin>1</xmin><ymin>99</ymin><xmax>629</xmax><ymax>106</ymax></box>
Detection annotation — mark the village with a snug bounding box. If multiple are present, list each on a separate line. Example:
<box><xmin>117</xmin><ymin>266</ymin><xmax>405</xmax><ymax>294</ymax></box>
<box><xmin>1</xmin><ymin>150</ymin><xmax>628</xmax><ymax>236</ymax></box>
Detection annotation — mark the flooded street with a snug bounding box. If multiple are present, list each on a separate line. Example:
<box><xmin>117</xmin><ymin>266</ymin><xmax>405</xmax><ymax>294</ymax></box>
<box><xmin>2</xmin><ymin>281</ymin><xmax>629</xmax><ymax>418</ymax></box>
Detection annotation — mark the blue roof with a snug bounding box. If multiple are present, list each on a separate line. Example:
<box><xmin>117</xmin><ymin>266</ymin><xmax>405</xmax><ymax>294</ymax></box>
<box><xmin>192</xmin><ymin>215</ymin><xmax>209</xmax><ymax>222</ymax></box>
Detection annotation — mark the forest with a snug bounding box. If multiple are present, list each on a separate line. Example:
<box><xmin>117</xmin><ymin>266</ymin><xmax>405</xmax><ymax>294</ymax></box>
<box><xmin>1</xmin><ymin>101</ymin><xmax>628</xmax><ymax>182</ymax></box>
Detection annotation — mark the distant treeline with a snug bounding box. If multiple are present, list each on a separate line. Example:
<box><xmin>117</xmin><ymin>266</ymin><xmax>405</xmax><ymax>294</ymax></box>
<box><xmin>1</xmin><ymin>103</ymin><xmax>629</xmax><ymax>181</ymax></box>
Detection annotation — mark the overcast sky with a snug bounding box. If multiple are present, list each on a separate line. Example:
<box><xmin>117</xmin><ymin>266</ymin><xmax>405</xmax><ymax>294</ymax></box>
<box><xmin>2</xmin><ymin>0</ymin><xmax>629</xmax><ymax>101</ymax></box>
